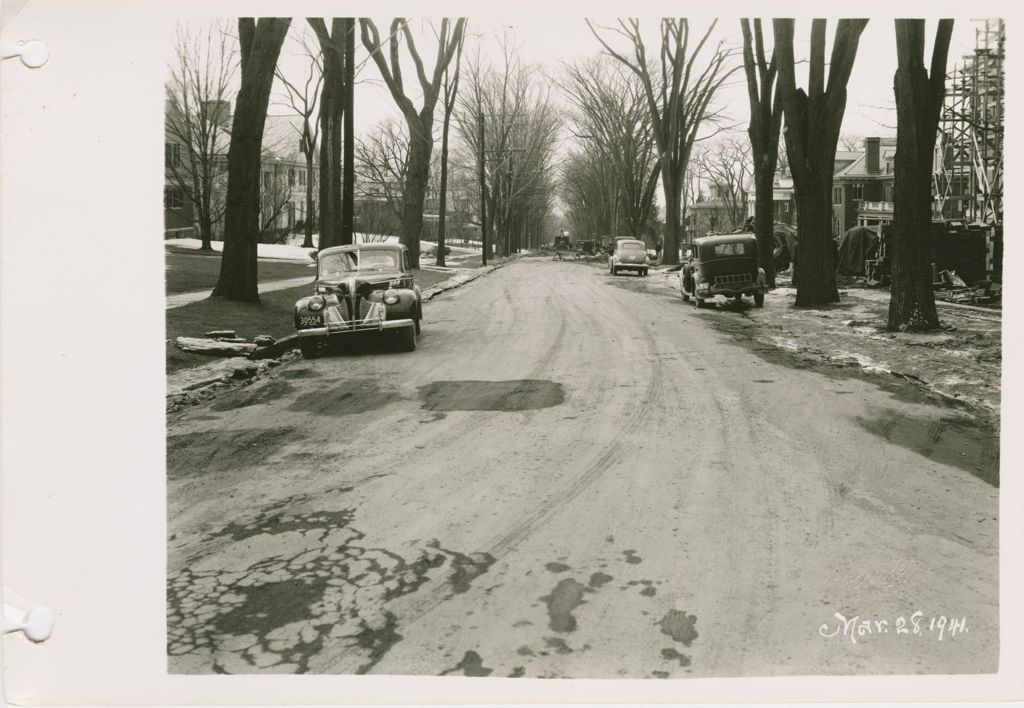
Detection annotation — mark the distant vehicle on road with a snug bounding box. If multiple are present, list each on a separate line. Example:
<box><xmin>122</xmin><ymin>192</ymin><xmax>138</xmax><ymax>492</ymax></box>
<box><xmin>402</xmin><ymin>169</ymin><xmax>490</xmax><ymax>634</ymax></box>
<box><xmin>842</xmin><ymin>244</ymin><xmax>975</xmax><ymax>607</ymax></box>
<box><xmin>680</xmin><ymin>233</ymin><xmax>767</xmax><ymax>308</ymax></box>
<box><xmin>554</xmin><ymin>235</ymin><xmax>571</xmax><ymax>251</ymax></box>
<box><xmin>609</xmin><ymin>238</ymin><xmax>649</xmax><ymax>276</ymax></box>
<box><xmin>293</xmin><ymin>243</ymin><xmax>422</xmax><ymax>358</ymax></box>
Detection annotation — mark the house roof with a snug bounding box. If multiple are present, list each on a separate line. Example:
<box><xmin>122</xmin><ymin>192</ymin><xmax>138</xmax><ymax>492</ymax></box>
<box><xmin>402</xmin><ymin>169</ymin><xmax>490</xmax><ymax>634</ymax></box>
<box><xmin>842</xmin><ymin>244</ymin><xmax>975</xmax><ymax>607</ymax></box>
<box><xmin>834</xmin><ymin>138</ymin><xmax>897</xmax><ymax>181</ymax></box>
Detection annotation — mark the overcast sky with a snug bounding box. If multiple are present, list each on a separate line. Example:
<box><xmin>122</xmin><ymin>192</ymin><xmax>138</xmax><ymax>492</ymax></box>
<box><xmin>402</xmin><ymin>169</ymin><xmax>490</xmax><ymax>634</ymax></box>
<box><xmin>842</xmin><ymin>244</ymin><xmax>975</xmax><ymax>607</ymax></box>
<box><xmin>267</xmin><ymin>16</ymin><xmax>987</xmax><ymax>142</ymax></box>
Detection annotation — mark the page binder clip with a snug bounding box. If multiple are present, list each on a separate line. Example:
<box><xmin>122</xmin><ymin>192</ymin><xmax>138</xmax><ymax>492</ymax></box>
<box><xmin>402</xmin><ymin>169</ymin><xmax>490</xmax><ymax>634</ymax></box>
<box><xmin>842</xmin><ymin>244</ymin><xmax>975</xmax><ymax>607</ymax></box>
<box><xmin>1</xmin><ymin>605</ymin><xmax>54</xmax><ymax>643</ymax></box>
<box><xmin>1</xmin><ymin>38</ymin><xmax>47</xmax><ymax>68</ymax></box>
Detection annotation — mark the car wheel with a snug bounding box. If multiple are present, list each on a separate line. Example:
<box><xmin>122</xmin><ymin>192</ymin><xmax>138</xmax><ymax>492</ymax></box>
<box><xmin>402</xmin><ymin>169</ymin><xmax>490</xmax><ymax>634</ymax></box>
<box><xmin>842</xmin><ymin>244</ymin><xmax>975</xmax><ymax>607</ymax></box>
<box><xmin>396</xmin><ymin>324</ymin><xmax>416</xmax><ymax>352</ymax></box>
<box><xmin>414</xmin><ymin>303</ymin><xmax>422</xmax><ymax>335</ymax></box>
<box><xmin>299</xmin><ymin>338</ymin><xmax>321</xmax><ymax>359</ymax></box>
<box><xmin>754</xmin><ymin>291</ymin><xmax>765</xmax><ymax>308</ymax></box>
<box><xmin>612</xmin><ymin>266</ymin><xmax>618</xmax><ymax>276</ymax></box>
<box><xmin>694</xmin><ymin>294</ymin><xmax>705</xmax><ymax>309</ymax></box>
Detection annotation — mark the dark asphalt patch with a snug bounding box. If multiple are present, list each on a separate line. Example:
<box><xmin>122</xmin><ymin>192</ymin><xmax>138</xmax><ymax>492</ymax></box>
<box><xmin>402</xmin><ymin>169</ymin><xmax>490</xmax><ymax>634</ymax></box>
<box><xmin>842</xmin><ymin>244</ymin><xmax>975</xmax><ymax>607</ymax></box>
<box><xmin>213</xmin><ymin>577</ymin><xmax>323</xmax><ymax>637</ymax></box>
<box><xmin>855</xmin><ymin>409</ymin><xmax>999</xmax><ymax>485</ymax></box>
<box><xmin>288</xmin><ymin>378</ymin><xmax>401</xmax><ymax>416</ymax></box>
<box><xmin>658</xmin><ymin>609</ymin><xmax>699</xmax><ymax>646</ymax></box>
<box><xmin>541</xmin><ymin>578</ymin><xmax>587</xmax><ymax>632</ymax></box>
<box><xmin>418</xmin><ymin>379</ymin><xmax>565</xmax><ymax>412</ymax></box>
<box><xmin>588</xmin><ymin>572</ymin><xmax>614</xmax><ymax>588</ymax></box>
<box><xmin>544</xmin><ymin>636</ymin><xmax>573</xmax><ymax>654</ymax></box>
<box><xmin>441</xmin><ymin>650</ymin><xmax>493</xmax><ymax>677</ymax></box>
<box><xmin>623</xmin><ymin>549</ymin><xmax>643</xmax><ymax>564</ymax></box>
<box><xmin>661</xmin><ymin>646</ymin><xmax>692</xmax><ymax>667</ymax></box>
<box><xmin>545</xmin><ymin>562</ymin><xmax>571</xmax><ymax>573</ymax></box>
<box><xmin>166</xmin><ymin>426</ymin><xmax>299</xmax><ymax>478</ymax></box>
<box><xmin>208</xmin><ymin>379</ymin><xmax>295</xmax><ymax>411</ymax></box>
<box><xmin>278</xmin><ymin>368</ymin><xmax>321</xmax><ymax>380</ymax></box>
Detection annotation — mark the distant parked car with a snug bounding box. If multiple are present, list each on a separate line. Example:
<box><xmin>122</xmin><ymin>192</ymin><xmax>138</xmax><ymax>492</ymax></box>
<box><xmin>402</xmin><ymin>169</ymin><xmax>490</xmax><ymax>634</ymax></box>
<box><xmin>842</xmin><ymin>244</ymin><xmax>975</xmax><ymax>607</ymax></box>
<box><xmin>680</xmin><ymin>233</ymin><xmax>767</xmax><ymax>308</ymax></box>
<box><xmin>609</xmin><ymin>238</ymin><xmax>649</xmax><ymax>276</ymax></box>
<box><xmin>293</xmin><ymin>243</ymin><xmax>422</xmax><ymax>358</ymax></box>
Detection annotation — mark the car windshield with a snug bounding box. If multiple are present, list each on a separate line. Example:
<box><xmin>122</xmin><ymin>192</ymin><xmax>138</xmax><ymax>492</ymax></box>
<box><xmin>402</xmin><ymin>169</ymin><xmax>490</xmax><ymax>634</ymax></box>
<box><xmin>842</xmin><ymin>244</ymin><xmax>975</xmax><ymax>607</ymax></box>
<box><xmin>708</xmin><ymin>241</ymin><xmax>754</xmax><ymax>257</ymax></box>
<box><xmin>319</xmin><ymin>249</ymin><xmax>398</xmax><ymax>277</ymax></box>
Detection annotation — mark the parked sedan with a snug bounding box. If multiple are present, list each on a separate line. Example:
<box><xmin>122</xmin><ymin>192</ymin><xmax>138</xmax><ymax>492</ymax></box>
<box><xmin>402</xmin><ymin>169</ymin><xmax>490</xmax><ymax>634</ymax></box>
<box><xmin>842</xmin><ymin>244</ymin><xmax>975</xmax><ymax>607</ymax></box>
<box><xmin>294</xmin><ymin>243</ymin><xmax>422</xmax><ymax>358</ymax></box>
<box><xmin>609</xmin><ymin>238</ymin><xmax>649</xmax><ymax>276</ymax></box>
<box><xmin>680</xmin><ymin>233</ymin><xmax>767</xmax><ymax>308</ymax></box>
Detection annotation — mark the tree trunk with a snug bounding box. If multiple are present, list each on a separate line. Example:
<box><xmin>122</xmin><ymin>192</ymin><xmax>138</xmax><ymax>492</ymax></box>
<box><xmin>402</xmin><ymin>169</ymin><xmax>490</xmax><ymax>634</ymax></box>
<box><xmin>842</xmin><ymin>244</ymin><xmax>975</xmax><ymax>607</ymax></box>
<box><xmin>199</xmin><ymin>212</ymin><xmax>214</xmax><ymax>251</ymax></box>
<box><xmin>313</xmin><ymin>19</ymin><xmax>344</xmax><ymax>249</ymax></box>
<box><xmin>303</xmin><ymin>151</ymin><xmax>315</xmax><ymax>248</ymax></box>
<box><xmin>213</xmin><ymin>18</ymin><xmax>290</xmax><ymax>302</ymax></box>
<box><xmin>752</xmin><ymin>160</ymin><xmax>777</xmax><ymax>286</ymax></box>
<box><xmin>401</xmin><ymin>116</ymin><xmax>432</xmax><ymax>266</ymax></box>
<box><xmin>887</xmin><ymin>19</ymin><xmax>952</xmax><ymax>331</ymax></box>
<box><xmin>792</xmin><ymin>169</ymin><xmax>838</xmax><ymax>305</ymax></box>
<box><xmin>437</xmin><ymin>108</ymin><xmax>450</xmax><ymax>267</ymax></box>
<box><xmin>341</xmin><ymin>18</ymin><xmax>355</xmax><ymax>246</ymax></box>
<box><xmin>661</xmin><ymin>169</ymin><xmax>682</xmax><ymax>265</ymax></box>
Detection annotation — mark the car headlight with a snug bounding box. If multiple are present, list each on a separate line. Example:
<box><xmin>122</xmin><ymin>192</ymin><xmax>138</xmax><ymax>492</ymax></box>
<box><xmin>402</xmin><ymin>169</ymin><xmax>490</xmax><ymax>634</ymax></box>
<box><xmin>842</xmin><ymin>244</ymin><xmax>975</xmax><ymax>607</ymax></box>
<box><xmin>383</xmin><ymin>289</ymin><xmax>400</xmax><ymax>305</ymax></box>
<box><xmin>307</xmin><ymin>295</ymin><xmax>325</xmax><ymax>311</ymax></box>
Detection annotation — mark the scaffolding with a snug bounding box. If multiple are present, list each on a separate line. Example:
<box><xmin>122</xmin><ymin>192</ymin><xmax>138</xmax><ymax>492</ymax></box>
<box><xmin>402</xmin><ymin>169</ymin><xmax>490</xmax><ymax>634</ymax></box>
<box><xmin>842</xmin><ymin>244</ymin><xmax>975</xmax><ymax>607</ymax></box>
<box><xmin>933</xmin><ymin>18</ymin><xmax>1004</xmax><ymax>225</ymax></box>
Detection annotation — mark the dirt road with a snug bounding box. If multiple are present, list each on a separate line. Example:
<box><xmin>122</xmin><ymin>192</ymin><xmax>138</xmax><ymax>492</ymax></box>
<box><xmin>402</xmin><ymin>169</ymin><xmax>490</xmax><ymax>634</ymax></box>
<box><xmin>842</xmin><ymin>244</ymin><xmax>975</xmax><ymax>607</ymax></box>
<box><xmin>167</xmin><ymin>258</ymin><xmax>998</xmax><ymax>678</ymax></box>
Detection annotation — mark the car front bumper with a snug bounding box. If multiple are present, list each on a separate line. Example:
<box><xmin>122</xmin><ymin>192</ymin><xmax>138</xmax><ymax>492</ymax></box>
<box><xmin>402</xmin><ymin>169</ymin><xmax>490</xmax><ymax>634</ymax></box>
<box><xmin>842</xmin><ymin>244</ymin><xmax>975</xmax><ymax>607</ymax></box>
<box><xmin>296</xmin><ymin>318</ymin><xmax>413</xmax><ymax>338</ymax></box>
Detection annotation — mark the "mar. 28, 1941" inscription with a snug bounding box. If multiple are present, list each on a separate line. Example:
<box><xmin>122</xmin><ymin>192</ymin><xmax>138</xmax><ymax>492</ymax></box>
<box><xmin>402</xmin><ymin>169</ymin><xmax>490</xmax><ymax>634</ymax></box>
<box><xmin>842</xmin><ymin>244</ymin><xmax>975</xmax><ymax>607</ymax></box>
<box><xmin>819</xmin><ymin>611</ymin><xmax>969</xmax><ymax>644</ymax></box>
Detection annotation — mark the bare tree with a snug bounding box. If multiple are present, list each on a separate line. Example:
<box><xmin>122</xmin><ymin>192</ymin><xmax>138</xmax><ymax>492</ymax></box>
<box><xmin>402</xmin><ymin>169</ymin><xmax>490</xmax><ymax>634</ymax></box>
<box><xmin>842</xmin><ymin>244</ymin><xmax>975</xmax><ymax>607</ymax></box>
<box><xmin>839</xmin><ymin>132</ymin><xmax>865</xmax><ymax>151</ymax></box>
<box><xmin>695</xmin><ymin>136</ymin><xmax>753</xmax><ymax>231</ymax></box>
<box><xmin>454</xmin><ymin>35</ymin><xmax>558</xmax><ymax>257</ymax></box>
<box><xmin>588</xmin><ymin>19</ymin><xmax>738</xmax><ymax>265</ymax></box>
<box><xmin>360</xmin><ymin>17</ymin><xmax>467</xmax><ymax>266</ymax></box>
<box><xmin>888</xmin><ymin>19</ymin><xmax>954</xmax><ymax>331</ymax></box>
<box><xmin>166</xmin><ymin>21</ymin><xmax>238</xmax><ymax>251</ymax></box>
<box><xmin>740</xmin><ymin>18</ymin><xmax>783</xmax><ymax>285</ymax></box>
<box><xmin>258</xmin><ymin>161</ymin><xmax>295</xmax><ymax>242</ymax></box>
<box><xmin>355</xmin><ymin>118</ymin><xmax>410</xmax><ymax>225</ymax></box>
<box><xmin>213</xmin><ymin>17</ymin><xmax>291</xmax><ymax>302</ymax></box>
<box><xmin>562</xmin><ymin>55</ymin><xmax>661</xmax><ymax>238</ymax></box>
<box><xmin>276</xmin><ymin>28</ymin><xmax>323</xmax><ymax>248</ymax></box>
<box><xmin>774</xmin><ymin>18</ymin><xmax>868</xmax><ymax>306</ymax></box>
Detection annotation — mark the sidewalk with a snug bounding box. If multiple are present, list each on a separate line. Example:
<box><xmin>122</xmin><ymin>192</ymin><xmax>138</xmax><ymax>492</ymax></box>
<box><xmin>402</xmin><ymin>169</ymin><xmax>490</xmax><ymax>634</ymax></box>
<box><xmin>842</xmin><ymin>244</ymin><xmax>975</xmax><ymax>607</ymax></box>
<box><xmin>166</xmin><ymin>276</ymin><xmax>313</xmax><ymax>310</ymax></box>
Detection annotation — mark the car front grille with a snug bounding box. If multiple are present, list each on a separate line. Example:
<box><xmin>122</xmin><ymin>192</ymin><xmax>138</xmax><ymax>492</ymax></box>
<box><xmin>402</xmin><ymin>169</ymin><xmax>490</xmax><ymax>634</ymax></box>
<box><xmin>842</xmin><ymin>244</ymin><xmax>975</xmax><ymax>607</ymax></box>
<box><xmin>715</xmin><ymin>273</ymin><xmax>754</xmax><ymax>286</ymax></box>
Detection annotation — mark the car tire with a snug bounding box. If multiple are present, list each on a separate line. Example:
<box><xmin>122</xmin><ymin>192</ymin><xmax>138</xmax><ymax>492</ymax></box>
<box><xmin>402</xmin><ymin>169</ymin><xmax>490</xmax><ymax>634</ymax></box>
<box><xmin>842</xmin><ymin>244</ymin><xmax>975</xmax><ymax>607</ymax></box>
<box><xmin>299</xmin><ymin>338</ymin><xmax>321</xmax><ymax>360</ymax></box>
<box><xmin>612</xmin><ymin>266</ymin><xmax>618</xmax><ymax>276</ymax></box>
<box><xmin>754</xmin><ymin>292</ymin><xmax>765</xmax><ymax>308</ymax></box>
<box><xmin>641</xmin><ymin>268</ymin><xmax>648</xmax><ymax>276</ymax></box>
<box><xmin>414</xmin><ymin>303</ymin><xmax>422</xmax><ymax>335</ymax></box>
<box><xmin>694</xmin><ymin>295</ymin><xmax>705</xmax><ymax>309</ymax></box>
<box><xmin>396</xmin><ymin>324</ymin><xmax>416</xmax><ymax>352</ymax></box>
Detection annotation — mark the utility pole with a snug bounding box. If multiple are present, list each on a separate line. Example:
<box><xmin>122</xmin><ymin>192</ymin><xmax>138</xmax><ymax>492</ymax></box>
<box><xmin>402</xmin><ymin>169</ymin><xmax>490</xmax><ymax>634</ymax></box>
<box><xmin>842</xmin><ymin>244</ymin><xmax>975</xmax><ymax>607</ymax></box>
<box><xmin>478</xmin><ymin>110</ymin><xmax>488</xmax><ymax>266</ymax></box>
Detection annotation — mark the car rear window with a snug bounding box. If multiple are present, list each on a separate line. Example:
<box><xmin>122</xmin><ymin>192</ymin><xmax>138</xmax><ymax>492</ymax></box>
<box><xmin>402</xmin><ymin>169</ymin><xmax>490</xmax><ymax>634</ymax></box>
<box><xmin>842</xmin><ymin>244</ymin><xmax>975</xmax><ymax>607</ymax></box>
<box><xmin>619</xmin><ymin>243</ymin><xmax>646</xmax><ymax>255</ymax></box>
<box><xmin>711</xmin><ymin>242</ymin><xmax>753</xmax><ymax>256</ymax></box>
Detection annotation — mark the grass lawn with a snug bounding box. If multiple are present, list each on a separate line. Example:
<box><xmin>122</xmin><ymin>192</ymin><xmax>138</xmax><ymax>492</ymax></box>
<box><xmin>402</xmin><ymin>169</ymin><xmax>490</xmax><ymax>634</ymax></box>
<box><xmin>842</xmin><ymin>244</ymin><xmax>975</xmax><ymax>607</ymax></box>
<box><xmin>165</xmin><ymin>267</ymin><xmax>457</xmax><ymax>374</ymax></box>
<box><xmin>165</xmin><ymin>251</ymin><xmax>316</xmax><ymax>295</ymax></box>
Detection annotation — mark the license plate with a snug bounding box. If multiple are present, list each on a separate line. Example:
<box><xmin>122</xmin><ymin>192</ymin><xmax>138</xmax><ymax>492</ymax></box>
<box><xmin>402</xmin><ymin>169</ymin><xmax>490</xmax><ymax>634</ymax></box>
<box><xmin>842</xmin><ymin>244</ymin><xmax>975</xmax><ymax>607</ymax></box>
<box><xmin>299</xmin><ymin>315</ymin><xmax>322</xmax><ymax>327</ymax></box>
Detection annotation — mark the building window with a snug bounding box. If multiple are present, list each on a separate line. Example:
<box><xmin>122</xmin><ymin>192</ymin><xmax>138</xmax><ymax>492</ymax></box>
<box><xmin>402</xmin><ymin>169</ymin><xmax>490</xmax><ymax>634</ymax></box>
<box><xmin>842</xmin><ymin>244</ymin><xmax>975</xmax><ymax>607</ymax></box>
<box><xmin>165</xmin><ymin>142</ymin><xmax>181</xmax><ymax>168</ymax></box>
<box><xmin>298</xmin><ymin>169</ymin><xmax>306</xmax><ymax>187</ymax></box>
<box><xmin>164</xmin><ymin>186</ymin><xmax>184</xmax><ymax>209</ymax></box>
<box><xmin>851</xmin><ymin>183</ymin><xmax>864</xmax><ymax>200</ymax></box>
<box><xmin>833</xmin><ymin>187</ymin><xmax>842</xmax><ymax>205</ymax></box>
<box><xmin>288</xmin><ymin>168</ymin><xmax>296</xmax><ymax>187</ymax></box>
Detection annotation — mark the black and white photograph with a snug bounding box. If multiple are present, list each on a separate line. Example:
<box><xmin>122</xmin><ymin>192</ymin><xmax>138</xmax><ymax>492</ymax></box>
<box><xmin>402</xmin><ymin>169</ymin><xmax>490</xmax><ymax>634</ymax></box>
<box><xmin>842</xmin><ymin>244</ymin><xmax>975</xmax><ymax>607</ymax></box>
<box><xmin>1</xmin><ymin>1</ymin><xmax>1020</xmax><ymax>704</ymax></box>
<box><xmin>160</xmin><ymin>13</ymin><xmax>1004</xmax><ymax>679</ymax></box>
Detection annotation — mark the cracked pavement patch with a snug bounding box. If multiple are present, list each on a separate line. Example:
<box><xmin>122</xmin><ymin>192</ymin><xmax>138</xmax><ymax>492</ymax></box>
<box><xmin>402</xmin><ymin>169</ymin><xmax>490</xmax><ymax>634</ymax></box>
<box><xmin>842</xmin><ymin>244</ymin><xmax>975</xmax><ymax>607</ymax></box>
<box><xmin>168</xmin><ymin>497</ymin><xmax>483</xmax><ymax>674</ymax></box>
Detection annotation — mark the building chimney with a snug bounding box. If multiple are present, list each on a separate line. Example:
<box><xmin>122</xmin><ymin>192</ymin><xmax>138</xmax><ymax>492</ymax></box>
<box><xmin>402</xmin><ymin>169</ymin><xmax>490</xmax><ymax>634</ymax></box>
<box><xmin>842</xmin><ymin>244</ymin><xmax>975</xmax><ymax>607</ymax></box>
<box><xmin>865</xmin><ymin>137</ymin><xmax>880</xmax><ymax>175</ymax></box>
